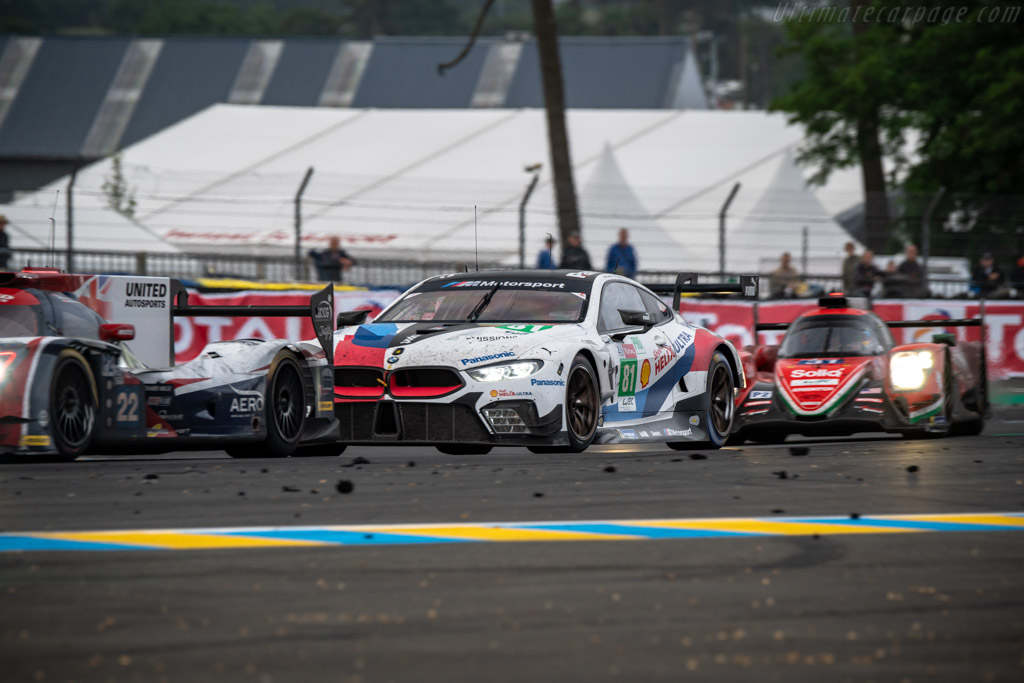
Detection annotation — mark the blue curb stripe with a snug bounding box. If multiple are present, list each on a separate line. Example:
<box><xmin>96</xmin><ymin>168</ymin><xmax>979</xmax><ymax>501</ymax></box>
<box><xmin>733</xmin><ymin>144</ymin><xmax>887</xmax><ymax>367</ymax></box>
<box><xmin>0</xmin><ymin>536</ymin><xmax>153</xmax><ymax>552</ymax></box>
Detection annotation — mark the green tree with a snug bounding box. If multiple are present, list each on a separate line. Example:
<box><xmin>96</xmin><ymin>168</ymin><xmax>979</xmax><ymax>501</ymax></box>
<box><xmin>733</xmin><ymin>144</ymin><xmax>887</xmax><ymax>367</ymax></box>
<box><xmin>102</xmin><ymin>152</ymin><xmax>136</xmax><ymax>219</ymax></box>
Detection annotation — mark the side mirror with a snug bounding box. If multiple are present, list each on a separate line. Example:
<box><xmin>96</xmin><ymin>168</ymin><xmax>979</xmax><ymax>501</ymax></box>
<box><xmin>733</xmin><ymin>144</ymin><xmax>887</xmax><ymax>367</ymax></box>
<box><xmin>99</xmin><ymin>323</ymin><xmax>135</xmax><ymax>342</ymax></box>
<box><xmin>754</xmin><ymin>345</ymin><xmax>778</xmax><ymax>372</ymax></box>
<box><xmin>619</xmin><ymin>309</ymin><xmax>653</xmax><ymax>328</ymax></box>
<box><xmin>932</xmin><ymin>333</ymin><xmax>956</xmax><ymax>347</ymax></box>
<box><xmin>337</xmin><ymin>309</ymin><xmax>370</xmax><ymax>328</ymax></box>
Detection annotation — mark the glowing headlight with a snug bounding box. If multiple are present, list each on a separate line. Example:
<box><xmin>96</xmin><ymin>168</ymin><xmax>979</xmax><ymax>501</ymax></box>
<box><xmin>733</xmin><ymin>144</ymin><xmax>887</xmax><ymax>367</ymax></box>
<box><xmin>890</xmin><ymin>351</ymin><xmax>934</xmax><ymax>391</ymax></box>
<box><xmin>0</xmin><ymin>351</ymin><xmax>16</xmax><ymax>382</ymax></box>
<box><xmin>466</xmin><ymin>360</ymin><xmax>542</xmax><ymax>382</ymax></box>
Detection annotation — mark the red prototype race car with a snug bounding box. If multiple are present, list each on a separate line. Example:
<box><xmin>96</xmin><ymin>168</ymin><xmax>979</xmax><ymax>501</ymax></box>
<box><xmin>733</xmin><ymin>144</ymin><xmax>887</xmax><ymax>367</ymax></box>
<box><xmin>732</xmin><ymin>294</ymin><xmax>988</xmax><ymax>442</ymax></box>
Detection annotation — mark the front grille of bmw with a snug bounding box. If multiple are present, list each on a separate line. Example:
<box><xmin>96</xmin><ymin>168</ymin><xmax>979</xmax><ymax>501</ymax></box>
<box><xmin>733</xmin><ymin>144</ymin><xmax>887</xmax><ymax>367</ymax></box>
<box><xmin>389</xmin><ymin>368</ymin><xmax>463</xmax><ymax>398</ymax></box>
<box><xmin>334</xmin><ymin>367</ymin><xmax>384</xmax><ymax>399</ymax></box>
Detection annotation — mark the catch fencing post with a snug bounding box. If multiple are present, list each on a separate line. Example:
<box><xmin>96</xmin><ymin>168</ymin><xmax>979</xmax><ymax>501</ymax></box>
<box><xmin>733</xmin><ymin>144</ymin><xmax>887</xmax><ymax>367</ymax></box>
<box><xmin>921</xmin><ymin>186</ymin><xmax>945</xmax><ymax>283</ymax></box>
<box><xmin>294</xmin><ymin>167</ymin><xmax>314</xmax><ymax>281</ymax></box>
<box><xmin>519</xmin><ymin>163</ymin><xmax>542</xmax><ymax>268</ymax></box>
<box><xmin>801</xmin><ymin>225</ymin><xmax>808</xmax><ymax>276</ymax></box>
<box><xmin>719</xmin><ymin>182</ymin><xmax>741</xmax><ymax>277</ymax></box>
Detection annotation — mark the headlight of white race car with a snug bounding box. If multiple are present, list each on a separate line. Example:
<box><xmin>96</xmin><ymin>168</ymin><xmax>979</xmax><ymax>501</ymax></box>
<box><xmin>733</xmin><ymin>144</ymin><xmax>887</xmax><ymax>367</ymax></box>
<box><xmin>466</xmin><ymin>360</ymin><xmax>543</xmax><ymax>382</ymax></box>
<box><xmin>890</xmin><ymin>351</ymin><xmax>934</xmax><ymax>391</ymax></box>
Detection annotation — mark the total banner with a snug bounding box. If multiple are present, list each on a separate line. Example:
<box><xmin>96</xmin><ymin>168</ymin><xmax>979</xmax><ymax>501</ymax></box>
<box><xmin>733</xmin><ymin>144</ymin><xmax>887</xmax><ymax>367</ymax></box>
<box><xmin>175</xmin><ymin>289</ymin><xmax>401</xmax><ymax>363</ymax></box>
<box><xmin>677</xmin><ymin>299</ymin><xmax>1024</xmax><ymax>379</ymax></box>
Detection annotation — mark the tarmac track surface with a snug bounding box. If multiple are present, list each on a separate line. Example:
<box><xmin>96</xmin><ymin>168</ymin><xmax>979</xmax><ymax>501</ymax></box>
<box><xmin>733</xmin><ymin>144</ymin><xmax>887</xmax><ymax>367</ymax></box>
<box><xmin>2</xmin><ymin>411</ymin><xmax>1024</xmax><ymax>682</ymax></box>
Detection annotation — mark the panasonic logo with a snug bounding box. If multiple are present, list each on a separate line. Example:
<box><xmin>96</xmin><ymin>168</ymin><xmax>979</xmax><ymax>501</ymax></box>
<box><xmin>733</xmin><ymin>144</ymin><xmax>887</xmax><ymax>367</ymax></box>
<box><xmin>531</xmin><ymin>379</ymin><xmax>565</xmax><ymax>386</ymax></box>
<box><xmin>460</xmin><ymin>352</ymin><xmax>515</xmax><ymax>366</ymax></box>
<box><xmin>791</xmin><ymin>368</ymin><xmax>843</xmax><ymax>378</ymax></box>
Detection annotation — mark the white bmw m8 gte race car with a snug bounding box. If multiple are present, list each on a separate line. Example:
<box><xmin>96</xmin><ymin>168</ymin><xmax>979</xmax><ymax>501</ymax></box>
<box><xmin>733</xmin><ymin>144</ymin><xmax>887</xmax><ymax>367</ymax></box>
<box><xmin>331</xmin><ymin>270</ymin><xmax>755</xmax><ymax>454</ymax></box>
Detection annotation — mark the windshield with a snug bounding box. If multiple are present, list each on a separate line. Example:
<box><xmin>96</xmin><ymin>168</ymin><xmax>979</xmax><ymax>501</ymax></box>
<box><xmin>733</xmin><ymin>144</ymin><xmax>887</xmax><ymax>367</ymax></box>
<box><xmin>378</xmin><ymin>289</ymin><xmax>587</xmax><ymax>323</ymax></box>
<box><xmin>779</xmin><ymin>316</ymin><xmax>888</xmax><ymax>358</ymax></box>
<box><xmin>0</xmin><ymin>305</ymin><xmax>40</xmax><ymax>337</ymax></box>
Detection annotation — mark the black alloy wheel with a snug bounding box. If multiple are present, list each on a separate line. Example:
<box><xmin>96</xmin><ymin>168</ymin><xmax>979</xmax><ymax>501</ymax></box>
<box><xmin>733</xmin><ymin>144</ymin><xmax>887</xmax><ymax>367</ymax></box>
<box><xmin>227</xmin><ymin>356</ymin><xmax>306</xmax><ymax>458</ymax></box>
<box><xmin>565</xmin><ymin>355</ymin><xmax>600</xmax><ymax>452</ymax></box>
<box><xmin>668</xmin><ymin>350</ymin><xmax>734</xmax><ymax>451</ymax></box>
<box><xmin>50</xmin><ymin>355</ymin><xmax>97</xmax><ymax>460</ymax></box>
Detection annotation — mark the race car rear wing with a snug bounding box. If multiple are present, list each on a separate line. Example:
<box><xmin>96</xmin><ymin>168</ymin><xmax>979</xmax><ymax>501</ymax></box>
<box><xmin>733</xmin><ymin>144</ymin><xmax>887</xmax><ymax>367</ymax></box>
<box><xmin>170</xmin><ymin>281</ymin><xmax>336</xmax><ymax>364</ymax></box>
<box><xmin>647</xmin><ymin>273</ymin><xmax>760</xmax><ymax>311</ymax></box>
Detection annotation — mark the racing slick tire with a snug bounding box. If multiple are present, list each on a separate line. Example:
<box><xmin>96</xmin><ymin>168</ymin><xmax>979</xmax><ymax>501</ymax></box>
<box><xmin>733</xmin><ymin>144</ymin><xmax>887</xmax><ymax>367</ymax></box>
<box><xmin>48</xmin><ymin>351</ymin><xmax>98</xmax><ymax>462</ymax></box>
<box><xmin>227</xmin><ymin>355</ymin><xmax>306</xmax><ymax>458</ymax></box>
<box><xmin>292</xmin><ymin>443</ymin><xmax>348</xmax><ymax>457</ymax></box>
<box><xmin>668</xmin><ymin>350</ymin><xmax>734</xmax><ymax>451</ymax></box>
<box><xmin>436</xmin><ymin>445</ymin><xmax>493</xmax><ymax>455</ymax></box>
<box><xmin>565</xmin><ymin>354</ymin><xmax>600</xmax><ymax>453</ymax></box>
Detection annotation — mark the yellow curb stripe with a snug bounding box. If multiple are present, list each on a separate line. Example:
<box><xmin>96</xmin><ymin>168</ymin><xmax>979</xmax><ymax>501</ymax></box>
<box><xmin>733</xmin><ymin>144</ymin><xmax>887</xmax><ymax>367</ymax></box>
<box><xmin>38</xmin><ymin>531</ymin><xmax>327</xmax><ymax>550</ymax></box>
<box><xmin>880</xmin><ymin>514</ymin><xmax>1024</xmax><ymax>528</ymax></box>
<box><xmin>369</xmin><ymin>526</ymin><xmax>623</xmax><ymax>542</ymax></box>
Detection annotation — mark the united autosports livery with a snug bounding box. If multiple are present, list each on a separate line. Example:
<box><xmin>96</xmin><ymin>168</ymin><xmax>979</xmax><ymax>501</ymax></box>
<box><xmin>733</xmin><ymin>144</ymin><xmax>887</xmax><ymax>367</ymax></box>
<box><xmin>330</xmin><ymin>270</ymin><xmax>750</xmax><ymax>453</ymax></box>
<box><xmin>0</xmin><ymin>269</ymin><xmax>339</xmax><ymax>462</ymax></box>
<box><xmin>731</xmin><ymin>295</ymin><xmax>987</xmax><ymax>442</ymax></box>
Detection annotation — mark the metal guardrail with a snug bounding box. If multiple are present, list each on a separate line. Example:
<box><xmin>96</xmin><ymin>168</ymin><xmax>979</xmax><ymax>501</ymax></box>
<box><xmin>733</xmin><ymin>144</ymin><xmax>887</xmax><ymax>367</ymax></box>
<box><xmin>5</xmin><ymin>247</ymin><xmax>989</xmax><ymax>298</ymax></box>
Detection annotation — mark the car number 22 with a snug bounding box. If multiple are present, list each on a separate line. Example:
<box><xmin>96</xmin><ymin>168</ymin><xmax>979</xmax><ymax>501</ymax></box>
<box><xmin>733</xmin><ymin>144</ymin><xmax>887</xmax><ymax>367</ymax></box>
<box><xmin>114</xmin><ymin>386</ymin><xmax>143</xmax><ymax>428</ymax></box>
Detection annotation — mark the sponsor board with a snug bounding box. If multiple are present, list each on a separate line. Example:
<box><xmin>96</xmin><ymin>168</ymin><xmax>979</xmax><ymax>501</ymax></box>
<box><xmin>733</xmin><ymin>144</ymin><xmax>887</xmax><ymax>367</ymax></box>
<box><xmin>619</xmin><ymin>396</ymin><xmax>636</xmax><ymax>412</ymax></box>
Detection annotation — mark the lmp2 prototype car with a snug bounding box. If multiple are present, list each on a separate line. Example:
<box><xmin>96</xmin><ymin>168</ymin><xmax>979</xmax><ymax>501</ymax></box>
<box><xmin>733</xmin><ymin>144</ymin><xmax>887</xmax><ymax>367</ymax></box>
<box><xmin>0</xmin><ymin>269</ymin><xmax>339</xmax><ymax>462</ymax></box>
<box><xmin>331</xmin><ymin>270</ymin><xmax>757</xmax><ymax>453</ymax></box>
<box><xmin>732</xmin><ymin>294</ymin><xmax>988</xmax><ymax>442</ymax></box>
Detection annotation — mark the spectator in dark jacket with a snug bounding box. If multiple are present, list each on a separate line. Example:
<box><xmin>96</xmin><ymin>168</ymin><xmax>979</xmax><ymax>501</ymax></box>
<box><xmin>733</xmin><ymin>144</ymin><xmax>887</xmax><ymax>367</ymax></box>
<box><xmin>841</xmin><ymin>241</ymin><xmax>858</xmax><ymax>294</ymax></box>
<box><xmin>560</xmin><ymin>232</ymin><xmax>592</xmax><ymax>270</ymax></box>
<box><xmin>970</xmin><ymin>252</ymin><xmax>1003</xmax><ymax>298</ymax></box>
<box><xmin>605</xmin><ymin>228</ymin><xmax>638</xmax><ymax>278</ymax></box>
<box><xmin>887</xmin><ymin>244</ymin><xmax>925</xmax><ymax>298</ymax></box>
<box><xmin>308</xmin><ymin>235</ymin><xmax>355</xmax><ymax>282</ymax></box>
<box><xmin>853</xmin><ymin>249</ymin><xmax>881</xmax><ymax>297</ymax></box>
<box><xmin>536</xmin><ymin>236</ymin><xmax>557</xmax><ymax>269</ymax></box>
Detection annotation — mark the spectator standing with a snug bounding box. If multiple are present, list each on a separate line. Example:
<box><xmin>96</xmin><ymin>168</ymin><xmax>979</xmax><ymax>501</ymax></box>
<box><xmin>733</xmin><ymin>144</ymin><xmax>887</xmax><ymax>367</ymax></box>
<box><xmin>308</xmin><ymin>235</ymin><xmax>355</xmax><ymax>282</ymax></box>
<box><xmin>853</xmin><ymin>249</ymin><xmax>882</xmax><ymax>297</ymax></box>
<box><xmin>769</xmin><ymin>252</ymin><xmax>800</xmax><ymax>299</ymax></box>
<box><xmin>0</xmin><ymin>215</ymin><xmax>9</xmax><ymax>270</ymax></box>
<box><xmin>605</xmin><ymin>228</ymin><xmax>638</xmax><ymax>278</ymax></box>
<box><xmin>841</xmin><ymin>241</ymin><xmax>858</xmax><ymax>293</ymax></box>
<box><xmin>895</xmin><ymin>244</ymin><xmax>925</xmax><ymax>298</ymax></box>
<box><xmin>536</xmin><ymin>236</ymin><xmax>557</xmax><ymax>270</ymax></box>
<box><xmin>560</xmin><ymin>232</ymin><xmax>592</xmax><ymax>270</ymax></box>
<box><xmin>1009</xmin><ymin>254</ymin><xmax>1024</xmax><ymax>299</ymax></box>
<box><xmin>971</xmin><ymin>252</ymin><xmax>1004</xmax><ymax>298</ymax></box>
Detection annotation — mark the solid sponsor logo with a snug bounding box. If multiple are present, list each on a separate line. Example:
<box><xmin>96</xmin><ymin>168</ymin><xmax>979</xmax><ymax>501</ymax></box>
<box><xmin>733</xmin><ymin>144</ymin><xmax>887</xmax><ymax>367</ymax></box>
<box><xmin>442</xmin><ymin>280</ymin><xmax>566</xmax><ymax>289</ymax></box>
<box><xmin>318</xmin><ymin>401</ymin><xmax>333</xmax><ymax>411</ymax></box>
<box><xmin>791</xmin><ymin>368</ymin><xmax>843</xmax><ymax>378</ymax></box>
<box><xmin>798</xmin><ymin>358</ymin><xmax>844</xmax><ymax>365</ymax></box>
<box><xmin>461</xmin><ymin>352</ymin><xmax>516</xmax><ymax>366</ymax></box>
<box><xmin>123</xmin><ymin>281</ymin><xmax>168</xmax><ymax>309</ymax></box>
<box><xmin>665</xmin><ymin>427</ymin><xmax>692</xmax><ymax>437</ymax></box>
<box><xmin>670</xmin><ymin>331</ymin><xmax>693</xmax><ymax>354</ymax></box>
<box><xmin>792</xmin><ymin>378</ymin><xmax>839</xmax><ymax>387</ymax></box>
<box><xmin>488</xmin><ymin>324</ymin><xmax>554</xmax><ymax>334</ymax></box>
<box><xmin>387</xmin><ymin>356</ymin><xmax>400</xmax><ymax>364</ymax></box>
<box><xmin>640</xmin><ymin>359</ymin><xmax>651</xmax><ymax>388</ymax></box>
<box><xmin>565</xmin><ymin>271</ymin><xmax>592</xmax><ymax>278</ymax></box>
<box><xmin>654</xmin><ymin>344</ymin><xmax>676</xmax><ymax>375</ymax></box>
<box><xmin>18</xmin><ymin>435</ymin><xmax>51</xmax><ymax>447</ymax></box>
<box><xmin>619</xmin><ymin>359</ymin><xmax>637</xmax><ymax>397</ymax></box>
<box><xmin>468</xmin><ymin>335</ymin><xmax>520</xmax><ymax>343</ymax></box>
<box><xmin>629</xmin><ymin>336</ymin><xmax>645</xmax><ymax>353</ymax></box>
<box><xmin>751</xmin><ymin>390</ymin><xmax>773</xmax><ymax>399</ymax></box>
<box><xmin>639</xmin><ymin>430</ymin><xmax>650</xmax><ymax>438</ymax></box>
<box><xmin>147</xmin><ymin>396</ymin><xmax>172</xmax><ymax>406</ymax></box>
<box><xmin>530</xmin><ymin>378</ymin><xmax>565</xmax><ymax>387</ymax></box>
<box><xmin>622</xmin><ymin>344</ymin><xmax>637</xmax><ymax>359</ymax></box>
<box><xmin>618</xmin><ymin>429</ymin><xmax>638</xmax><ymax>440</ymax></box>
<box><xmin>490</xmin><ymin>388</ymin><xmax>533</xmax><ymax>398</ymax></box>
<box><xmin>230</xmin><ymin>396</ymin><xmax>264</xmax><ymax>413</ymax></box>
<box><xmin>860</xmin><ymin>387</ymin><xmax>882</xmax><ymax>394</ymax></box>
<box><xmin>619</xmin><ymin>396</ymin><xmax>636</xmax><ymax>412</ymax></box>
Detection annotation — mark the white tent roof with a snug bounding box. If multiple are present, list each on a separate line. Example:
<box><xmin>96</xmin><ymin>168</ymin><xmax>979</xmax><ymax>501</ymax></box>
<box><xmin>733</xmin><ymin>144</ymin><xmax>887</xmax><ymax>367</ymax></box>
<box><xmin>10</xmin><ymin>105</ymin><xmax>864</xmax><ymax>273</ymax></box>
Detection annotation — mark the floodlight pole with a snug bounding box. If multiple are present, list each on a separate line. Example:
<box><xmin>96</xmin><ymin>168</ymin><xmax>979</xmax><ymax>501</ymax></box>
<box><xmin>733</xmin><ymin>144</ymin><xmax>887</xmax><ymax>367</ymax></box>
<box><xmin>519</xmin><ymin>165</ymin><xmax>542</xmax><ymax>268</ymax></box>
<box><xmin>719</xmin><ymin>182</ymin><xmax>740</xmax><ymax>277</ymax></box>
<box><xmin>801</xmin><ymin>225</ymin><xmax>808</xmax><ymax>276</ymax></box>
<box><xmin>66</xmin><ymin>168</ymin><xmax>77</xmax><ymax>273</ymax></box>
<box><xmin>294</xmin><ymin>166</ymin><xmax>314</xmax><ymax>281</ymax></box>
